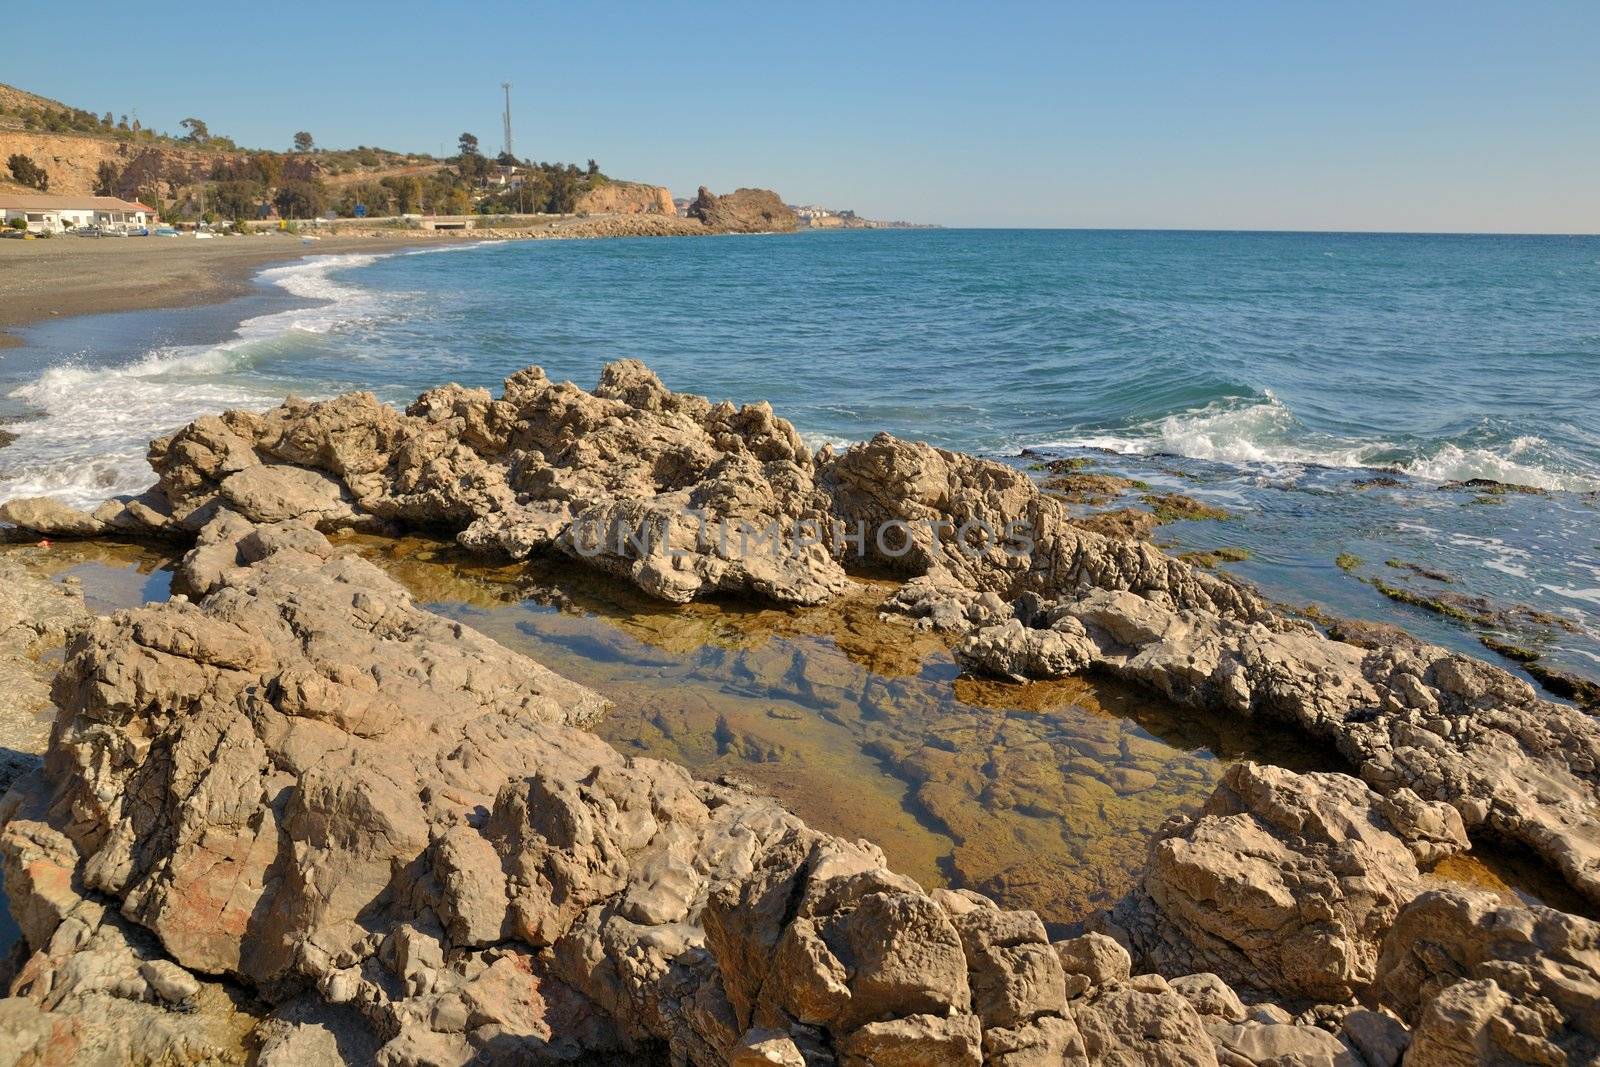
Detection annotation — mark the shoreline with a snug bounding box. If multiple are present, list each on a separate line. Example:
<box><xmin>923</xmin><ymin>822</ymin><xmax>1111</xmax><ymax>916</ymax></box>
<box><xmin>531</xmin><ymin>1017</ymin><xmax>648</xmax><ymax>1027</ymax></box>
<box><xmin>0</xmin><ymin>211</ymin><xmax>766</xmax><ymax>348</ymax></box>
<box><xmin>0</xmin><ymin>231</ymin><xmax>469</xmax><ymax>348</ymax></box>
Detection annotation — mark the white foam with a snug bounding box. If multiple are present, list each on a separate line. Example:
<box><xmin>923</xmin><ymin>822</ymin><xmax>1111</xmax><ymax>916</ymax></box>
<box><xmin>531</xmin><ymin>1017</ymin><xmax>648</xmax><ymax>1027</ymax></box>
<box><xmin>1397</xmin><ymin>439</ymin><xmax>1597</xmax><ymax>493</ymax></box>
<box><xmin>1540</xmin><ymin>585</ymin><xmax>1600</xmax><ymax>608</ymax></box>
<box><xmin>1039</xmin><ymin>395</ymin><xmax>1599</xmax><ymax>493</ymax></box>
<box><xmin>1041</xmin><ymin>393</ymin><xmax>1393</xmax><ymax>470</ymax></box>
<box><xmin>0</xmin><ymin>252</ymin><xmax>390</xmax><ymax>510</ymax></box>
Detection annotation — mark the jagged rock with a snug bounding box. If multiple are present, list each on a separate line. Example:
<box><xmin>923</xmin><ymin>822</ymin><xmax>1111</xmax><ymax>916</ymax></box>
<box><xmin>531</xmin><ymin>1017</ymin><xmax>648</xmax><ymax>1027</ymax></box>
<box><xmin>1376</xmin><ymin>889</ymin><xmax>1600</xmax><ymax>1066</ymax></box>
<box><xmin>686</xmin><ymin>187</ymin><xmax>799</xmax><ymax>233</ymax></box>
<box><xmin>1054</xmin><ymin>932</ymin><xmax>1133</xmax><ymax>996</ymax></box>
<box><xmin>7</xmin><ymin>361</ymin><xmax>1598</xmax><ymax>914</ymax></box>
<box><xmin>0</xmin><ymin>555</ymin><xmax>89</xmax><ymax>794</ymax></box>
<box><xmin>4</xmin><ymin>513</ymin><xmax>1203</xmax><ymax>1066</ymax></box>
<box><xmin>1203</xmin><ymin>1020</ymin><xmax>1364</xmax><ymax>1066</ymax></box>
<box><xmin>1339</xmin><ymin>1008</ymin><xmax>1410</xmax><ymax>1067</ymax></box>
<box><xmin>0</xmin><ymin>777</ymin><xmax>258</xmax><ymax>1065</ymax></box>
<box><xmin>1170</xmin><ymin>973</ymin><xmax>1247</xmax><ymax>1024</ymax></box>
<box><xmin>1103</xmin><ymin>762</ymin><xmax>1462</xmax><ymax>1003</ymax></box>
<box><xmin>1071</xmin><ymin>975</ymin><xmax>1219</xmax><ymax>1066</ymax></box>
<box><xmin>0</xmin><ymin>497</ymin><xmax>107</xmax><ymax>538</ymax></box>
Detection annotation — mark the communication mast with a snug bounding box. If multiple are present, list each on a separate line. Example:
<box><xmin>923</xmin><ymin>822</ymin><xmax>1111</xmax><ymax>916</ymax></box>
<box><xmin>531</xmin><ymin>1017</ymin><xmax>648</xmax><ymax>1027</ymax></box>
<box><xmin>501</xmin><ymin>83</ymin><xmax>514</xmax><ymax>161</ymax></box>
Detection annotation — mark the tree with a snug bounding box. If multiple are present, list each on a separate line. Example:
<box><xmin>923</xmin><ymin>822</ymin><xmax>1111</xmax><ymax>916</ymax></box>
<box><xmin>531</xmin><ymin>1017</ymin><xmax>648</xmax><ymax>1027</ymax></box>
<box><xmin>458</xmin><ymin>151</ymin><xmax>490</xmax><ymax>184</ymax></box>
<box><xmin>457</xmin><ymin>132</ymin><xmax>479</xmax><ymax>157</ymax></box>
<box><xmin>179</xmin><ymin>117</ymin><xmax>209</xmax><ymax>143</ymax></box>
<box><xmin>273</xmin><ymin>179</ymin><xmax>328</xmax><ymax>220</ymax></box>
<box><xmin>211</xmin><ymin>180</ymin><xmax>266</xmax><ymax>220</ymax></box>
<box><xmin>94</xmin><ymin>161</ymin><xmax>120</xmax><ymax>196</ymax></box>
<box><xmin>293</xmin><ymin>131</ymin><xmax>314</xmax><ymax>152</ymax></box>
<box><xmin>101</xmin><ymin>111</ymin><xmax>113</xmax><ymax>128</ymax></box>
<box><xmin>6</xmin><ymin>154</ymin><xmax>48</xmax><ymax>191</ymax></box>
<box><xmin>118</xmin><ymin>114</ymin><xmax>129</xmax><ymax>130</ymax></box>
<box><xmin>380</xmin><ymin>175</ymin><xmax>425</xmax><ymax>214</ymax></box>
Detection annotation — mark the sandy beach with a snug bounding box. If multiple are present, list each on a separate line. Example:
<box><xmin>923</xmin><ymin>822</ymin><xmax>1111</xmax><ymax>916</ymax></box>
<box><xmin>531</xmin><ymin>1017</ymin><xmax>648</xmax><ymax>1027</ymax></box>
<box><xmin>0</xmin><ymin>231</ymin><xmax>457</xmax><ymax>346</ymax></box>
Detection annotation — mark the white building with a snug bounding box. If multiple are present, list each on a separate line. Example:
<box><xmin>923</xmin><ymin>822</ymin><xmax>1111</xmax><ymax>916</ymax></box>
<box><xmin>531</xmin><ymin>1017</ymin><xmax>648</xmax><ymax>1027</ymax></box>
<box><xmin>0</xmin><ymin>194</ymin><xmax>156</xmax><ymax>234</ymax></box>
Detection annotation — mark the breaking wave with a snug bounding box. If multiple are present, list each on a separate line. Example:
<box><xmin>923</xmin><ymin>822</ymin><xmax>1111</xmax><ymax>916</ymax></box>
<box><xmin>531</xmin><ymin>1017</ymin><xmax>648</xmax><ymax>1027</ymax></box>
<box><xmin>1042</xmin><ymin>393</ymin><xmax>1599</xmax><ymax>493</ymax></box>
<box><xmin>0</xmin><ymin>253</ymin><xmax>391</xmax><ymax>509</ymax></box>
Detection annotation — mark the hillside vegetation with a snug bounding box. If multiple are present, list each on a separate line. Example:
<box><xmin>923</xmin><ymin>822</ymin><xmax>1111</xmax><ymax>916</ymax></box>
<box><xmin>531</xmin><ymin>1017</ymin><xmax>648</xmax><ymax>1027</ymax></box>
<box><xmin>0</xmin><ymin>82</ymin><xmax>664</xmax><ymax>224</ymax></box>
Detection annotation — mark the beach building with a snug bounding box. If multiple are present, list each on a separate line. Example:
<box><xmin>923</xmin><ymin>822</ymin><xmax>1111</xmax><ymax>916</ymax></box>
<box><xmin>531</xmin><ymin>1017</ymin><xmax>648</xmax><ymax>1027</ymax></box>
<box><xmin>0</xmin><ymin>193</ymin><xmax>156</xmax><ymax>234</ymax></box>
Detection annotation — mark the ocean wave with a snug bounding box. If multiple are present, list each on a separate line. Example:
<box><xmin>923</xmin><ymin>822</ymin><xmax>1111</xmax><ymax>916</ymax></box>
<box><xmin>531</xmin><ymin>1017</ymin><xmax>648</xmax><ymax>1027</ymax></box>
<box><xmin>1041</xmin><ymin>393</ymin><xmax>1394</xmax><ymax>469</ymax></box>
<box><xmin>1040</xmin><ymin>395</ymin><xmax>1599</xmax><ymax>493</ymax></box>
<box><xmin>1395</xmin><ymin>440</ymin><xmax>1596</xmax><ymax>492</ymax></box>
<box><xmin>0</xmin><ymin>252</ymin><xmax>393</xmax><ymax>510</ymax></box>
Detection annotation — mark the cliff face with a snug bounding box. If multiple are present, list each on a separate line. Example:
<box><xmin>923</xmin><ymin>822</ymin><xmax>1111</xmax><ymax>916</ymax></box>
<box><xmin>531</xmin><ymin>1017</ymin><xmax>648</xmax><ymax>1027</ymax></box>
<box><xmin>0</xmin><ymin>130</ymin><xmax>316</xmax><ymax>200</ymax></box>
<box><xmin>574</xmin><ymin>179</ymin><xmax>674</xmax><ymax>215</ymax></box>
<box><xmin>686</xmin><ymin>186</ymin><xmax>798</xmax><ymax>232</ymax></box>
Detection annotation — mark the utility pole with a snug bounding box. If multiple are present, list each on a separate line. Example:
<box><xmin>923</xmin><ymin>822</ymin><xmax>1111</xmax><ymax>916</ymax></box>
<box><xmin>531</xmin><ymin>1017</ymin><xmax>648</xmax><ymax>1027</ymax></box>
<box><xmin>501</xmin><ymin>82</ymin><xmax>514</xmax><ymax>161</ymax></box>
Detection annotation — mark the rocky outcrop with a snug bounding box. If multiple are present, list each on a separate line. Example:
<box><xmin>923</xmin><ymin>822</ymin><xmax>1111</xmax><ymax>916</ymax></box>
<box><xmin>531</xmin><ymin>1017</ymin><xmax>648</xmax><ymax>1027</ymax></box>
<box><xmin>4</xmin><ymin>361</ymin><xmax>1600</xmax><ymax>917</ymax></box>
<box><xmin>1103</xmin><ymin>763</ymin><xmax>1467</xmax><ymax>1004</ymax></box>
<box><xmin>0</xmin><ymin>129</ymin><xmax>316</xmax><ymax>201</ymax></box>
<box><xmin>1377</xmin><ymin>890</ymin><xmax>1600</xmax><ymax>1067</ymax></box>
<box><xmin>3</xmin><ymin>515</ymin><xmax>1386</xmax><ymax>1066</ymax></box>
<box><xmin>573</xmin><ymin>180</ymin><xmax>674</xmax><ymax>216</ymax></box>
<box><xmin>0</xmin><ymin>554</ymin><xmax>88</xmax><ymax>793</ymax></box>
<box><xmin>686</xmin><ymin>187</ymin><xmax>799</xmax><ymax>233</ymax></box>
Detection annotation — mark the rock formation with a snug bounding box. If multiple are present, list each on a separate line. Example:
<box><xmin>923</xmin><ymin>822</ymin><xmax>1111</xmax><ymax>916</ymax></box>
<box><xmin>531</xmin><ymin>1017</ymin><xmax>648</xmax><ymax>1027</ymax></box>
<box><xmin>0</xmin><ymin>555</ymin><xmax>87</xmax><ymax>793</ymax></box>
<box><xmin>0</xmin><ymin>517</ymin><xmax>1377</xmax><ymax>1065</ymax></box>
<box><xmin>1377</xmin><ymin>890</ymin><xmax>1600</xmax><ymax>1067</ymax></box>
<box><xmin>1102</xmin><ymin>762</ymin><xmax>1467</xmax><ymax>1003</ymax></box>
<box><xmin>686</xmin><ymin>187</ymin><xmax>799</xmax><ymax>233</ymax></box>
<box><xmin>4</xmin><ymin>360</ymin><xmax>1599</xmax><ymax>921</ymax></box>
<box><xmin>573</xmin><ymin>180</ymin><xmax>675</xmax><ymax>216</ymax></box>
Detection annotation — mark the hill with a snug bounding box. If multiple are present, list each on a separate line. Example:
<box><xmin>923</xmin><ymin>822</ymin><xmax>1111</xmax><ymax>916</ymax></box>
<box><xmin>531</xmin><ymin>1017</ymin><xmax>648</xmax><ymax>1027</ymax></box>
<box><xmin>0</xmin><ymin>82</ymin><xmax>675</xmax><ymax>224</ymax></box>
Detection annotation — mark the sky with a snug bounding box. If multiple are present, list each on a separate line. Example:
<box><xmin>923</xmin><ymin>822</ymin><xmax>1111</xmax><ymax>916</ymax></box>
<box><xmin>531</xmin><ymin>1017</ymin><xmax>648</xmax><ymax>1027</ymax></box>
<box><xmin>10</xmin><ymin>1</ymin><xmax>1600</xmax><ymax>232</ymax></box>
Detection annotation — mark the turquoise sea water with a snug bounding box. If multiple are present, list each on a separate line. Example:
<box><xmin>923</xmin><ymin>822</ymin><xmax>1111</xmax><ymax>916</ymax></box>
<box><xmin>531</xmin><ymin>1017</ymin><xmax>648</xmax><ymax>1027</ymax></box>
<box><xmin>2</xmin><ymin>229</ymin><xmax>1598</xmax><ymax>686</ymax></box>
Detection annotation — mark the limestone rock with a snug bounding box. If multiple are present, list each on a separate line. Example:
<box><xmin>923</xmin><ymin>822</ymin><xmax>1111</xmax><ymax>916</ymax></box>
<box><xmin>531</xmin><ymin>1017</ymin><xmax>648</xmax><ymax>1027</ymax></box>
<box><xmin>1</xmin><ymin>513</ymin><xmax>1152</xmax><ymax>1066</ymax></box>
<box><xmin>0</xmin><ymin>554</ymin><xmax>89</xmax><ymax>794</ymax></box>
<box><xmin>1339</xmin><ymin>1008</ymin><xmax>1410</xmax><ymax>1067</ymax></box>
<box><xmin>686</xmin><ymin>186</ymin><xmax>799</xmax><ymax>233</ymax></box>
<box><xmin>1072</xmin><ymin>977</ymin><xmax>1220</xmax><ymax>1067</ymax></box>
<box><xmin>1104</xmin><ymin>762</ymin><xmax>1448</xmax><ymax>1002</ymax></box>
<box><xmin>0</xmin><ymin>497</ymin><xmax>106</xmax><ymax>538</ymax></box>
<box><xmin>1377</xmin><ymin>889</ymin><xmax>1600</xmax><ymax>1066</ymax></box>
<box><xmin>9</xmin><ymin>360</ymin><xmax>1599</xmax><ymax>916</ymax></box>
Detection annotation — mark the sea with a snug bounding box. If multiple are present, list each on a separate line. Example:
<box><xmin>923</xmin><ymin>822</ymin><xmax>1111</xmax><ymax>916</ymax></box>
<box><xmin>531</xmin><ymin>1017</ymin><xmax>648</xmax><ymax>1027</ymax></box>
<box><xmin>2</xmin><ymin>228</ymin><xmax>1599</xmax><ymax>937</ymax></box>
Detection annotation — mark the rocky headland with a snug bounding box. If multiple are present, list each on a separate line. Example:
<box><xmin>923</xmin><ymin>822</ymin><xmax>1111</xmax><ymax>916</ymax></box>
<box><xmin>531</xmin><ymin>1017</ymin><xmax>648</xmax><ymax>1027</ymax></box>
<box><xmin>2</xmin><ymin>361</ymin><xmax>1597</xmax><ymax>1065</ymax></box>
<box><xmin>686</xmin><ymin>187</ymin><xmax>799</xmax><ymax>233</ymax></box>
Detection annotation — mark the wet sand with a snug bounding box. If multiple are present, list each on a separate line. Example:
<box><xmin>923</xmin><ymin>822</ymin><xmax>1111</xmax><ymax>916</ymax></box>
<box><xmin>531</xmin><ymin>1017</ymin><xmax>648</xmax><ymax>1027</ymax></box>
<box><xmin>0</xmin><ymin>231</ymin><xmax>461</xmax><ymax>346</ymax></box>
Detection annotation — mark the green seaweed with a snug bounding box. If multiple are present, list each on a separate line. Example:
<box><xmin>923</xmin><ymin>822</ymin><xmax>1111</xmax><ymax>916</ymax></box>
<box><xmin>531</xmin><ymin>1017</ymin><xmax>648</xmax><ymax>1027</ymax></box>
<box><xmin>1335</xmin><ymin>553</ymin><xmax>1363</xmax><ymax>572</ymax></box>
<box><xmin>1479</xmin><ymin>636</ymin><xmax>1541</xmax><ymax>663</ymax></box>
<box><xmin>1371</xmin><ymin>579</ymin><xmax>1477</xmax><ymax>623</ymax></box>
<box><xmin>1385</xmin><ymin>559</ymin><xmax>1456</xmax><ymax>583</ymax></box>
<box><xmin>1179</xmin><ymin>547</ymin><xmax>1251</xmax><ymax>568</ymax></box>
<box><xmin>1140</xmin><ymin>493</ymin><xmax>1231</xmax><ymax>524</ymax></box>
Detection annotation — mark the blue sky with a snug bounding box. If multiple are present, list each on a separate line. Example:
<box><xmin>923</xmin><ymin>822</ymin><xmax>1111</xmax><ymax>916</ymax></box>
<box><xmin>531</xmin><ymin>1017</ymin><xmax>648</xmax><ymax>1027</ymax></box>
<box><xmin>12</xmin><ymin>1</ymin><xmax>1599</xmax><ymax>231</ymax></box>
